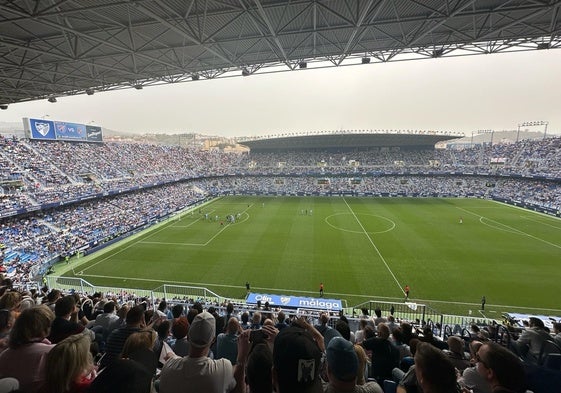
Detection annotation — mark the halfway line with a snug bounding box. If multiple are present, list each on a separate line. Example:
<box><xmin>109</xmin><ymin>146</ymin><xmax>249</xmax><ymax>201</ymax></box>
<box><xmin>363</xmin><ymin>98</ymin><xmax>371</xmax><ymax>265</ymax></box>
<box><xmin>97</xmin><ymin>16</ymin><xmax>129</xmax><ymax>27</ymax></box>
<box><xmin>342</xmin><ymin>198</ymin><xmax>404</xmax><ymax>295</ymax></box>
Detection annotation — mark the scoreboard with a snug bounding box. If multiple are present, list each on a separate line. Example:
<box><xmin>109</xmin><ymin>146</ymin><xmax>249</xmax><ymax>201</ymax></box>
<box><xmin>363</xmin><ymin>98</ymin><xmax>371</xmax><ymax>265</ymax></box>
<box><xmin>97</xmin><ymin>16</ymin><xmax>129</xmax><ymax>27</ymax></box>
<box><xmin>23</xmin><ymin>117</ymin><xmax>103</xmax><ymax>142</ymax></box>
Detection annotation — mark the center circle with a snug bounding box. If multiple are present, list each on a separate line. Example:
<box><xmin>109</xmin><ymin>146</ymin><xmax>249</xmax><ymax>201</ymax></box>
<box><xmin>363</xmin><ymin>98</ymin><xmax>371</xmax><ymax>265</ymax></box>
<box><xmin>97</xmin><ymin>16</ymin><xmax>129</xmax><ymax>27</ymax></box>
<box><xmin>325</xmin><ymin>213</ymin><xmax>396</xmax><ymax>234</ymax></box>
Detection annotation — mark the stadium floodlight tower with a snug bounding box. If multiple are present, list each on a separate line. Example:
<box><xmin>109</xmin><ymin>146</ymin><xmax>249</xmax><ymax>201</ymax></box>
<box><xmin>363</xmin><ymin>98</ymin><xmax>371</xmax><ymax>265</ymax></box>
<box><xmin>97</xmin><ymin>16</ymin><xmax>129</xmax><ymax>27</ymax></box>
<box><xmin>517</xmin><ymin>121</ymin><xmax>549</xmax><ymax>142</ymax></box>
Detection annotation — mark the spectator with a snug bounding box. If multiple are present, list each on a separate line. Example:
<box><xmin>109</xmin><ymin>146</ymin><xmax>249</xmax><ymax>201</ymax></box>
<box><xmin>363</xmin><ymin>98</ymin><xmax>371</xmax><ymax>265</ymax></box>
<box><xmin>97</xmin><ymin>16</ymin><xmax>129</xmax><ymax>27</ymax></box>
<box><xmin>515</xmin><ymin>317</ymin><xmax>552</xmax><ymax>363</ymax></box>
<box><xmin>315</xmin><ymin>312</ymin><xmax>342</xmax><ymax>348</ymax></box>
<box><xmin>392</xmin><ymin>327</ymin><xmax>412</xmax><ymax>361</ymax></box>
<box><xmin>373</xmin><ymin>308</ymin><xmax>387</xmax><ymax>328</ymax></box>
<box><xmin>458</xmin><ymin>340</ymin><xmax>491</xmax><ymax>393</ymax></box>
<box><xmin>216</xmin><ymin>317</ymin><xmax>241</xmax><ymax>364</ymax></box>
<box><xmin>91</xmin><ymin>301</ymin><xmax>118</xmax><ymax>333</ymax></box>
<box><xmin>324</xmin><ymin>336</ymin><xmax>383</xmax><ymax>393</ymax></box>
<box><xmin>552</xmin><ymin>322</ymin><xmax>561</xmax><ymax>347</ymax></box>
<box><xmin>171</xmin><ymin>317</ymin><xmax>190</xmax><ymax>357</ymax></box>
<box><xmin>362</xmin><ymin>323</ymin><xmax>400</xmax><ymax>382</ymax></box>
<box><xmin>413</xmin><ymin>342</ymin><xmax>457</xmax><ymax>393</ymax></box>
<box><xmin>222</xmin><ymin>303</ymin><xmax>235</xmax><ymax>330</ymax></box>
<box><xmin>354</xmin><ymin>344</ymin><xmax>369</xmax><ymax>386</ymax></box>
<box><xmin>0</xmin><ymin>309</ymin><xmax>14</xmax><ymax>354</ymax></box>
<box><xmin>40</xmin><ymin>334</ymin><xmax>96</xmax><ymax>393</ymax></box>
<box><xmin>171</xmin><ymin>304</ymin><xmax>184</xmax><ymax>319</ymax></box>
<box><xmin>89</xmin><ymin>357</ymin><xmax>153</xmax><ymax>393</ymax></box>
<box><xmin>275</xmin><ymin>311</ymin><xmax>288</xmax><ymax>331</ymax></box>
<box><xmin>107</xmin><ymin>303</ymin><xmax>128</xmax><ymax>334</ymax></box>
<box><xmin>355</xmin><ymin>319</ymin><xmax>369</xmax><ymax>344</ymax></box>
<box><xmin>246</xmin><ymin>343</ymin><xmax>273</xmax><ymax>393</ymax></box>
<box><xmin>101</xmin><ymin>305</ymin><xmax>145</xmax><ymax>368</ymax></box>
<box><xmin>121</xmin><ymin>329</ymin><xmax>158</xmax><ymax>377</ymax></box>
<box><xmin>445</xmin><ymin>336</ymin><xmax>470</xmax><ymax>371</ymax></box>
<box><xmin>475</xmin><ymin>342</ymin><xmax>526</xmax><ymax>393</ymax></box>
<box><xmin>335</xmin><ymin>319</ymin><xmax>352</xmax><ymax>342</ymax></box>
<box><xmin>273</xmin><ymin>325</ymin><xmax>323</xmax><ymax>393</ymax></box>
<box><xmin>159</xmin><ymin>311</ymin><xmax>249</xmax><ymax>393</ymax></box>
<box><xmin>420</xmin><ymin>327</ymin><xmax>447</xmax><ymax>351</ymax></box>
<box><xmin>48</xmin><ymin>295</ymin><xmax>93</xmax><ymax>344</ymax></box>
<box><xmin>154</xmin><ymin>319</ymin><xmax>172</xmax><ymax>365</ymax></box>
<box><xmin>0</xmin><ymin>305</ymin><xmax>55</xmax><ymax>393</ymax></box>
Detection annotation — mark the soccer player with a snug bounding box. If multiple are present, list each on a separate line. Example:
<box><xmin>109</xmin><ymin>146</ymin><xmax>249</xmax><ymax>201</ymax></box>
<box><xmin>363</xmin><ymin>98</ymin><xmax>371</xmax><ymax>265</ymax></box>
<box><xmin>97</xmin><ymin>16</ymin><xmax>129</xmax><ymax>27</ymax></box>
<box><xmin>404</xmin><ymin>285</ymin><xmax>410</xmax><ymax>300</ymax></box>
<box><xmin>319</xmin><ymin>283</ymin><xmax>324</xmax><ymax>297</ymax></box>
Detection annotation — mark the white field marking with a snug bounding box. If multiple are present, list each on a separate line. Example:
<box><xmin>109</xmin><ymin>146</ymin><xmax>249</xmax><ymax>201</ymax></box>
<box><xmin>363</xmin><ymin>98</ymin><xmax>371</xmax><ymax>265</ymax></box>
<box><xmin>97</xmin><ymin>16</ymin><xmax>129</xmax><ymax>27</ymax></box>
<box><xmin>141</xmin><ymin>211</ymin><xmax>251</xmax><ymax>247</ymax></box>
<box><xmin>520</xmin><ymin>215</ymin><xmax>561</xmax><ymax>230</ymax></box>
<box><xmin>170</xmin><ymin>210</ymin><xmax>213</xmax><ymax>228</ymax></box>
<box><xmin>81</xmin><ymin>202</ymin><xmax>246</xmax><ymax>273</ymax></box>
<box><xmin>78</xmin><ymin>274</ymin><xmax>245</xmax><ymax>289</ymax></box>
<box><xmin>342</xmin><ymin>197</ymin><xmax>404</xmax><ymax>295</ymax></box>
<box><xmin>457</xmin><ymin>206</ymin><xmax>561</xmax><ymax>250</ymax></box>
<box><xmin>79</xmin><ymin>214</ymin><xmax>192</xmax><ymax>274</ymax></box>
<box><xmin>138</xmin><ymin>241</ymin><xmax>208</xmax><ymax>247</ymax></box>
<box><xmin>493</xmin><ymin>200</ymin><xmax>561</xmax><ymax>220</ymax></box>
<box><xmin>479</xmin><ymin>217</ymin><xmax>520</xmax><ymax>234</ymax></box>
<box><xmin>75</xmin><ymin>272</ymin><xmax>561</xmax><ymax>313</ymax></box>
<box><xmin>134</xmin><ymin>205</ymin><xmax>252</xmax><ymax>247</ymax></box>
<box><xmin>324</xmin><ymin>212</ymin><xmax>396</xmax><ymax>234</ymax></box>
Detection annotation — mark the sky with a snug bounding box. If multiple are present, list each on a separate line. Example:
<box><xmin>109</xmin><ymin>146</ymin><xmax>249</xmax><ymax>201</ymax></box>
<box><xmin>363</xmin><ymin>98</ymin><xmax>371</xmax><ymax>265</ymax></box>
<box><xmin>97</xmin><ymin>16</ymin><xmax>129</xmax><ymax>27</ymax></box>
<box><xmin>1</xmin><ymin>49</ymin><xmax>560</xmax><ymax>137</ymax></box>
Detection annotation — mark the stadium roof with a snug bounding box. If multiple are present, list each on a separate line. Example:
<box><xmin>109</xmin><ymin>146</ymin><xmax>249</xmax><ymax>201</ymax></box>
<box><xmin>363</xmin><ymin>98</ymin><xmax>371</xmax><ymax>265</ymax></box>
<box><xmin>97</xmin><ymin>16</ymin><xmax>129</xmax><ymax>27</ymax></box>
<box><xmin>238</xmin><ymin>130</ymin><xmax>462</xmax><ymax>151</ymax></box>
<box><xmin>1</xmin><ymin>0</ymin><xmax>560</xmax><ymax>106</ymax></box>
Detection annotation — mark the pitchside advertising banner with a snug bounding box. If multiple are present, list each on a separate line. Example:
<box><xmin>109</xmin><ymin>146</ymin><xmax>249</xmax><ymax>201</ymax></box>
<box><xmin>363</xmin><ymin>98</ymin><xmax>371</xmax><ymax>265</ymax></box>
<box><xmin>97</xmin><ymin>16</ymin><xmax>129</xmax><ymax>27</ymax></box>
<box><xmin>24</xmin><ymin>117</ymin><xmax>103</xmax><ymax>142</ymax></box>
<box><xmin>246</xmin><ymin>293</ymin><xmax>343</xmax><ymax>311</ymax></box>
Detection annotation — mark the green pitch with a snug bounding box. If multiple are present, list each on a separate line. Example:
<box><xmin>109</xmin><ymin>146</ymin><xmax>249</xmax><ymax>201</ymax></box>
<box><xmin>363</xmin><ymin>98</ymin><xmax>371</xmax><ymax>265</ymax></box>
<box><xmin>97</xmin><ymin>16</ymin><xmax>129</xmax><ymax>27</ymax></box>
<box><xmin>62</xmin><ymin>196</ymin><xmax>561</xmax><ymax>316</ymax></box>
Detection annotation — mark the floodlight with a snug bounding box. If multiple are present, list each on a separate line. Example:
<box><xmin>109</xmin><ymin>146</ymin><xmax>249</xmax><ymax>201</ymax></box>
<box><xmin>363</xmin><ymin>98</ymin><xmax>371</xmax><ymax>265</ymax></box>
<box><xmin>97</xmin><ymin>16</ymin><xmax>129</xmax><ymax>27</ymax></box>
<box><xmin>86</xmin><ymin>88</ymin><xmax>95</xmax><ymax>95</ymax></box>
<box><xmin>0</xmin><ymin>104</ymin><xmax>8</xmax><ymax>110</ymax></box>
<box><xmin>299</xmin><ymin>62</ymin><xmax>307</xmax><ymax>69</ymax></box>
<box><xmin>361</xmin><ymin>57</ymin><xmax>371</xmax><ymax>64</ymax></box>
<box><xmin>47</xmin><ymin>97</ymin><xmax>57</xmax><ymax>103</ymax></box>
<box><xmin>134</xmin><ymin>84</ymin><xmax>143</xmax><ymax>90</ymax></box>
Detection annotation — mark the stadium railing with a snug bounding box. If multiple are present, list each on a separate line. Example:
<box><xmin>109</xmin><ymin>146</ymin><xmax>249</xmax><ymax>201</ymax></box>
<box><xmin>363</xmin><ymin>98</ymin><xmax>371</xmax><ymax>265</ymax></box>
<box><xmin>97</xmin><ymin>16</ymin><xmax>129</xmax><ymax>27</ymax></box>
<box><xmin>45</xmin><ymin>276</ymin><xmax>506</xmax><ymax>336</ymax></box>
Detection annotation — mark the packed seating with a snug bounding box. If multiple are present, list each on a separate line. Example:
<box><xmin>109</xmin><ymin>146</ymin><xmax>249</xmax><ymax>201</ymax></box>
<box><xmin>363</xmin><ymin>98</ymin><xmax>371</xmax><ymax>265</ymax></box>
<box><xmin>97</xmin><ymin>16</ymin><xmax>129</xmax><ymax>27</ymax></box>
<box><xmin>0</xmin><ymin>285</ymin><xmax>558</xmax><ymax>392</ymax></box>
<box><xmin>1</xmin><ymin>134</ymin><xmax>561</xmax><ymax>290</ymax></box>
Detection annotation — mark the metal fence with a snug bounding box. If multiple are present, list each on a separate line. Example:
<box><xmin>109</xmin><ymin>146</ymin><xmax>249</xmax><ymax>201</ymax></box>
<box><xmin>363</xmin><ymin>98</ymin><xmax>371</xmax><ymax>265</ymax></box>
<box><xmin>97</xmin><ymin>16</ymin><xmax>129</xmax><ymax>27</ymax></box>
<box><xmin>44</xmin><ymin>276</ymin><xmax>502</xmax><ymax>336</ymax></box>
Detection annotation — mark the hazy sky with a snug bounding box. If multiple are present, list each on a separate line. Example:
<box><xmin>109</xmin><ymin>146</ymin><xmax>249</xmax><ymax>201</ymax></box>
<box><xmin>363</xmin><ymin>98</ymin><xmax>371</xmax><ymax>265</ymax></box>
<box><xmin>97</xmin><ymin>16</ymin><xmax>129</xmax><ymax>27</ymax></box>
<box><xmin>2</xmin><ymin>49</ymin><xmax>560</xmax><ymax>137</ymax></box>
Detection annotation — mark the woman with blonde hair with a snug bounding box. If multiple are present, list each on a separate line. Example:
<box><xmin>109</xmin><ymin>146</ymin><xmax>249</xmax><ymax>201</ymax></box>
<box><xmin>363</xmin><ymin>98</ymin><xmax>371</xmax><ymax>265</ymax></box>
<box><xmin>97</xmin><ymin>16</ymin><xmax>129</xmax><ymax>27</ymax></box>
<box><xmin>121</xmin><ymin>328</ymin><xmax>159</xmax><ymax>376</ymax></box>
<box><xmin>41</xmin><ymin>333</ymin><xmax>96</xmax><ymax>393</ymax></box>
<box><xmin>354</xmin><ymin>344</ymin><xmax>370</xmax><ymax>385</ymax></box>
<box><xmin>0</xmin><ymin>305</ymin><xmax>55</xmax><ymax>393</ymax></box>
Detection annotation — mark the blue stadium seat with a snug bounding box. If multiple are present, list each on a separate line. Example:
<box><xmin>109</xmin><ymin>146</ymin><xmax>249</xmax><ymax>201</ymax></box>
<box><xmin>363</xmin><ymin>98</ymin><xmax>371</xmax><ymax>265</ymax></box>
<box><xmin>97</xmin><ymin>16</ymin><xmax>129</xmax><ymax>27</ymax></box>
<box><xmin>383</xmin><ymin>379</ymin><xmax>397</xmax><ymax>393</ymax></box>
<box><xmin>543</xmin><ymin>353</ymin><xmax>561</xmax><ymax>371</ymax></box>
<box><xmin>537</xmin><ymin>340</ymin><xmax>561</xmax><ymax>367</ymax></box>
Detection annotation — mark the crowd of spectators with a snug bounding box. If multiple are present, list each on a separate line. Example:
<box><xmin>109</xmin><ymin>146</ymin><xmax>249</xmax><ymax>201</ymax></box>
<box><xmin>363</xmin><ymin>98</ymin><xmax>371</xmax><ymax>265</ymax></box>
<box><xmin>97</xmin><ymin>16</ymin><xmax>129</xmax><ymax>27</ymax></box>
<box><xmin>2</xmin><ymin>135</ymin><xmax>561</xmax><ymax>215</ymax></box>
<box><xmin>0</xmin><ymin>286</ymin><xmax>557</xmax><ymax>393</ymax></box>
<box><xmin>1</xmin><ymin>134</ymin><xmax>561</xmax><ymax>289</ymax></box>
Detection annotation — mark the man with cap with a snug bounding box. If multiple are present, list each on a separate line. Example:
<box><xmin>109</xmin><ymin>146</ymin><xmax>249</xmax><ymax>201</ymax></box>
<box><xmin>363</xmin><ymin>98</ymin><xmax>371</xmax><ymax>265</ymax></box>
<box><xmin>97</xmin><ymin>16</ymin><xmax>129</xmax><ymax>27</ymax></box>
<box><xmin>273</xmin><ymin>325</ymin><xmax>324</xmax><ymax>393</ymax></box>
<box><xmin>159</xmin><ymin>311</ymin><xmax>250</xmax><ymax>393</ymax></box>
<box><xmin>324</xmin><ymin>336</ymin><xmax>383</xmax><ymax>393</ymax></box>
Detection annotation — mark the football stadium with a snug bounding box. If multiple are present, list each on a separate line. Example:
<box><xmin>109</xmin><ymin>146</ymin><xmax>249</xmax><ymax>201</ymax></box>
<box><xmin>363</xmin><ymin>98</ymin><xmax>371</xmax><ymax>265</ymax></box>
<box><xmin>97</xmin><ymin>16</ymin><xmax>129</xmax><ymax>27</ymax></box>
<box><xmin>1</xmin><ymin>1</ymin><xmax>561</xmax><ymax>392</ymax></box>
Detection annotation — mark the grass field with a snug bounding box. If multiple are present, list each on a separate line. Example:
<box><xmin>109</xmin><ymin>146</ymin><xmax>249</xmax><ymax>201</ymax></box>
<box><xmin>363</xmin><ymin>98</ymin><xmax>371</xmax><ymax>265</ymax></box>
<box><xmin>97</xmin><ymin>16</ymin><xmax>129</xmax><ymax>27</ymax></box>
<box><xmin>60</xmin><ymin>196</ymin><xmax>561</xmax><ymax>317</ymax></box>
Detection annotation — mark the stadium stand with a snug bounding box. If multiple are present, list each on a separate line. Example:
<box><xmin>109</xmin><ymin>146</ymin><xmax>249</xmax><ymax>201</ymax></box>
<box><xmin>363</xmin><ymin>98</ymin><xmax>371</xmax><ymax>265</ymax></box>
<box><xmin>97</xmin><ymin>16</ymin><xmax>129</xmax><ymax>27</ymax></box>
<box><xmin>1</xmin><ymin>134</ymin><xmax>561</xmax><ymax>287</ymax></box>
<box><xmin>1</xmin><ymin>134</ymin><xmax>561</xmax><ymax>392</ymax></box>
